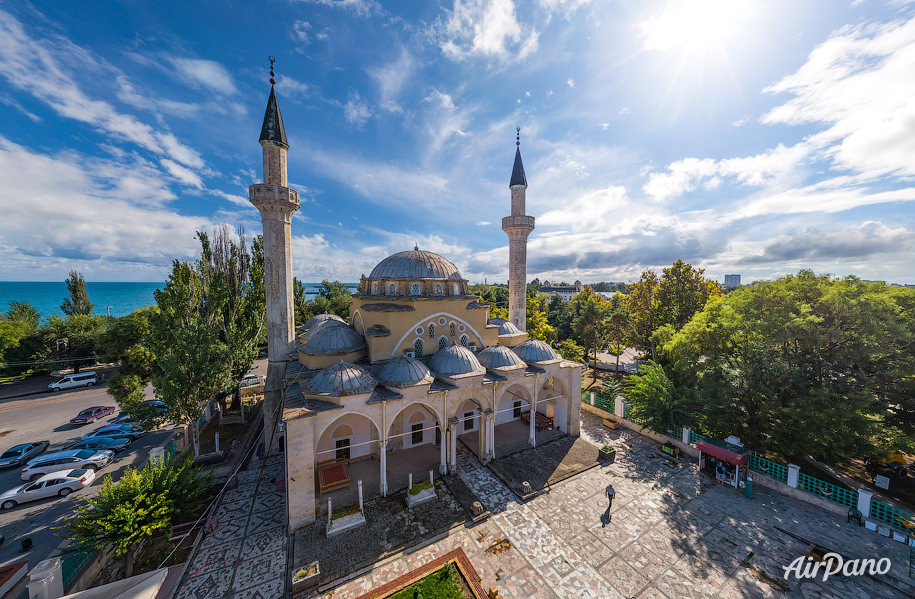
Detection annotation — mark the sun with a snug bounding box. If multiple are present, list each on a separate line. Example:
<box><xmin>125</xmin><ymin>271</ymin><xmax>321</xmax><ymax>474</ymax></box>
<box><xmin>639</xmin><ymin>0</ymin><xmax>755</xmax><ymax>52</ymax></box>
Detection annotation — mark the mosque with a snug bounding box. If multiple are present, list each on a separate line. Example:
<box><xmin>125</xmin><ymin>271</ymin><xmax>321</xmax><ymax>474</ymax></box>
<box><xmin>248</xmin><ymin>64</ymin><xmax>583</xmax><ymax>532</ymax></box>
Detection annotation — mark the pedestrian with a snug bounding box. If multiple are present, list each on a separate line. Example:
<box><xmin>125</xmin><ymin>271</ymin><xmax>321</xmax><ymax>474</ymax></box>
<box><xmin>605</xmin><ymin>484</ymin><xmax>616</xmax><ymax>510</ymax></box>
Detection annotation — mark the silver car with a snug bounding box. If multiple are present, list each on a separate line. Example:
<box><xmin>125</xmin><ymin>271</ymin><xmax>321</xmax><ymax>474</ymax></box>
<box><xmin>1</xmin><ymin>469</ymin><xmax>96</xmax><ymax>509</ymax></box>
<box><xmin>20</xmin><ymin>449</ymin><xmax>113</xmax><ymax>481</ymax></box>
<box><xmin>0</xmin><ymin>441</ymin><xmax>50</xmax><ymax>469</ymax></box>
<box><xmin>81</xmin><ymin>424</ymin><xmax>144</xmax><ymax>443</ymax></box>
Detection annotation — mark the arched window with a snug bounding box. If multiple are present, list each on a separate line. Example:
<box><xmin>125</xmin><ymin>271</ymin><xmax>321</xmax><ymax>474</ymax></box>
<box><xmin>428</xmin><ymin>323</ymin><xmax>435</xmax><ymax>339</ymax></box>
<box><xmin>460</xmin><ymin>334</ymin><xmax>469</xmax><ymax>347</ymax></box>
<box><xmin>450</xmin><ymin>322</ymin><xmax>456</xmax><ymax>337</ymax></box>
<box><xmin>435</xmin><ymin>283</ymin><xmax>444</xmax><ymax>295</ymax></box>
<box><xmin>388</xmin><ymin>283</ymin><xmax>396</xmax><ymax>295</ymax></box>
<box><xmin>453</xmin><ymin>283</ymin><xmax>460</xmax><ymax>295</ymax></box>
<box><xmin>414</xmin><ymin>339</ymin><xmax>424</xmax><ymax>358</ymax></box>
<box><xmin>438</xmin><ymin>336</ymin><xmax>448</xmax><ymax>350</ymax></box>
<box><xmin>371</xmin><ymin>281</ymin><xmax>378</xmax><ymax>294</ymax></box>
<box><xmin>411</xmin><ymin>282</ymin><xmax>421</xmax><ymax>295</ymax></box>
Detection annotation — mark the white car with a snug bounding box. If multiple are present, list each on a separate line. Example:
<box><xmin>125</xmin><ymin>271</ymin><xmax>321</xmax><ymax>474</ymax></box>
<box><xmin>20</xmin><ymin>449</ymin><xmax>114</xmax><ymax>481</ymax></box>
<box><xmin>47</xmin><ymin>372</ymin><xmax>98</xmax><ymax>392</ymax></box>
<box><xmin>0</xmin><ymin>469</ymin><xmax>96</xmax><ymax>509</ymax></box>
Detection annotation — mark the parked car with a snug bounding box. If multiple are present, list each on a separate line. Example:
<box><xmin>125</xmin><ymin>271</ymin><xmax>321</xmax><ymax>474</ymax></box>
<box><xmin>69</xmin><ymin>406</ymin><xmax>115</xmax><ymax>425</ymax></box>
<box><xmin>0</xmin><ymin>441</ymin><xmax>50</xmax><ymax>469</ymax></box>
<box><xmin>47</xmin><ymin>372</ymin><xmax>98</xmax><ymax>392</ymax></box>
<box><xmin>65</xmin><ymin>437</ymin><xmax>131</xmax><ymax>453</ymax></box>
<box><xmin>865</xmin><ymin>452</ymin><xmax>910</xmax><ymax>479</ymax></box>
<box><xmin>111</xmin><ymin>401</ymin><xmax>167</xmax><ymax>425</ymax></box>
<box><xmin>20</xmin><ymin>449</ymin><xmax>114</xmax><ymax>481</ymax></box>
<box><xmin>82</xmin><ymin>424</ymin><xmax>144</xmax><ymax>442</ymax></box>
<box><xmin>1</xmin><ymin>469</ymin><xmax>96</xmax><ymax>509</ymax></box>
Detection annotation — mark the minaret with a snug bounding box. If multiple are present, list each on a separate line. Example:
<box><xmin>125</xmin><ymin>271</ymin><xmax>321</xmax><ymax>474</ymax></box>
<box><xmin>249</xmin><ymin>57</ymin><xmax>300</xmax><ymax>454</ymax></box>
<box><xmin>502</xmin><ymin>127</ymin><xmax>535</xmax><ymax>331</ymax></box>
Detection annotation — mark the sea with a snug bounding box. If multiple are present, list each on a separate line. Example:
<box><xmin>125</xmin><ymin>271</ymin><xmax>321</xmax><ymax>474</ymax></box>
<box><xmin>0</xmin><ymin>281</ymin><xmax>359</xmax><ymax>323</ymax></box>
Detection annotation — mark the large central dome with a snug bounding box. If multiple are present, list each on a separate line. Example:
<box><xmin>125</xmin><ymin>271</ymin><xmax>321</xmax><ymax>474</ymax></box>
<box><xmin>369</xmin><ymin>249</ymin><xmax>464</xmax><ymax>281</ymax></box>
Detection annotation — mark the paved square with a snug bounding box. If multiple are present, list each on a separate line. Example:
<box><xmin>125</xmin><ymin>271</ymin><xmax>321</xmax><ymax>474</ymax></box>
<box><xmin>313</xmin><ymin>412</ymin><xmax>915</xmax><ymax>599</ymax></box>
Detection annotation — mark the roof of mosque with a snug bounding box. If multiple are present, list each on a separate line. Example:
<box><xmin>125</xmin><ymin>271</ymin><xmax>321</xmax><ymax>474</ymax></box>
<box><xmin>376</xmin><ymin>357</ymin><xmax>435</xmax><ymax>388</ymax></box>
<box><xmin>297</xmin><ymin>321</ymin><xmax>367</xmax><ymax>355</ymax></box>
<box><xmin>429</xmin><ymin>343</ymin><xmax>486</xmax><ymax>378</ymax></box>
<box><xmin>300</xmin><ymin>361</ymin><xmax>377</xmax><ymax>397</ymax></box>
<box><xmin>302</xmin><ymin>313</ymin><xmax>345</xmax><ymax>331</ymax></box>
<box><xmin>510</xmin><ymin>146</ymin><xmax>527</xmax><ymax>187</ymax></box>
<box><xmin>488</xmin><ymin>318</ymin><xmax>525</xmax><ymax>336</ymax></box>
<box><xmin>368</xmin><ymin>249</ymin><xmax>465</xmax><ymax>281</ymax></box>
<box><xmin>512</xmin><ymin>339</ymin><xmax>562</xmax><ymax>364</ymax></box>
<box><xmin>259</xmin><ymin>86</ymin><xmax>288</xmax><ymax>149</ymax></box>
<box><xmin>477</xmin><ymin>344</ymin><xmax>527</xmax><ymax>370</ymax></box>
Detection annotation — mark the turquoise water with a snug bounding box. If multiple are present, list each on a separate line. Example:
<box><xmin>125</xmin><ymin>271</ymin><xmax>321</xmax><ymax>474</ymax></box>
<box><xmin>0</xmin><ymin>281</ymin><xmax>360</xmax><ymax>322</ymax></box>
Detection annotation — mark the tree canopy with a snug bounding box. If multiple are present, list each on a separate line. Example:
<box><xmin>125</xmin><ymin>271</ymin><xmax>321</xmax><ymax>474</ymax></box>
<box><xmin>61</xmin><ymin>270</ymin><xmax>94</xmax><ymax>316</ymax></box>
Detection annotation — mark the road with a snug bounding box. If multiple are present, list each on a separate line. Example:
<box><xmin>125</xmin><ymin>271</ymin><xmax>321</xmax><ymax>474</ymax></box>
<box><xmin>0</xmin><ymin>384</ymin><xmax>175</xmax><ymax>599</ymax></box>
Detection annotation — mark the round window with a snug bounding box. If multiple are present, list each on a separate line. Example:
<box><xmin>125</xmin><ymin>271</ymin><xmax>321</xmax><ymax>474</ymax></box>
<box><xmin>438</xmin><ymin>317</ymin><xmax>446</xmax><ymax>326</ymax></box>
<box><xmin>458</xmin><ymin>324</ymin><xmax>466</xmax><ymax>332</ymax></box>
<box><xmin>415</xmin><ymin>326</ymin><xmax>424</xmax><ymax>336</ymax></box>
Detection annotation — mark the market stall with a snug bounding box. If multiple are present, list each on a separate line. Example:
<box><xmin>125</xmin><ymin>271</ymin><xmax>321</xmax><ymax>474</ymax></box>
<box><xmin>697</xmin><ymin>437</ymin><xmax>751</xmax><ymax>489</ymax></box>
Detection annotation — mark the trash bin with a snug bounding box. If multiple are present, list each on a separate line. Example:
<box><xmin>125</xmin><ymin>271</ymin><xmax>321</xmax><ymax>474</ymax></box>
<box><xmin>745</xmin><ymin>477</ymin><xmax>753</xmax><ymax>499</ymax></box>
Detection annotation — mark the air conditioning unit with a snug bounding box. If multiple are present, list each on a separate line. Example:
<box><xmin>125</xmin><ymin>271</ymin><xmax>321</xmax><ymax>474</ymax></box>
<box><xmin>404</xmin><ymin>351</ymin><xmax>415</xmax><ymax>358</ymax></box>
<box><xmin>468</xmin><ymin>343</ymin><xmax>477</xmax><ymax>351</ymax></box>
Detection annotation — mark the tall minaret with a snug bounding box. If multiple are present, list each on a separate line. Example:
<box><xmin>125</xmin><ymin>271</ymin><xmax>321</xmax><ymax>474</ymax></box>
<box><xmin>249</xmin><ymin>57</ymin><xmax>300</xmax><ymax>453</ymax></box>
<box><xmin>502</xmin><ymin>127</ymin><xmax>535</xmax><ymax>331</ymax></box>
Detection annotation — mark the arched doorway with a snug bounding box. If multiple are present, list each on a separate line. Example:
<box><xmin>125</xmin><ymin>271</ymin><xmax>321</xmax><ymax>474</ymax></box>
<box><xmin>491</xmin><ymin>385</ymin><xmax>533</xmax><ymax>458</ymax></box>
<box><xmin>385</xmin><ymin>402</ymin><xmax>445</xmax><ymax>493</ymax></box>
<box><xmin>455</xmin><ymin>397</ymin><xmax>487</xmax><ymax>460</ymax></box>
<box><xmin>314</xmin><ymin>413</ymin><xmax>381</xmax><ymax>512</ymax></box>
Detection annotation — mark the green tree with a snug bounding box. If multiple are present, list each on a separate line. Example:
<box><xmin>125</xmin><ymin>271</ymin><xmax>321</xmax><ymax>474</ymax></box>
<box><xmin>61</xmin><ymin>270</ymin><xmax>94</xmax><ymax>316</ymax></box>
<box><xmin>103</xmin><ymin>308</ymin><xmax>157</xmax><ymax>417</ymax></box>
<box><xmin>526</xmin><ymin>296</ymin><xmax>556</xmax><ymax>341</ymax></box>
<box><xmin>64</xmin><ymin>455</ymin><xmax>210</xmax><ymax>578</ymax></box>
<box><xmin>624</xmin><ymin>362</ymin><xmax>690</xmax><ymax>434</ymax></box>
<box><xmin>572</xmin><ymin>292</ymin><xmax>610</xmax><ymax>365</ymax></box>
<box><xmin>5</xmin><ymin>301</ymin><xmax>41</xmax><ymax>331</ymax></box>
<box><xmin>626</xmin><ymin>270</ymin><xmax>659</xmax><ymax>360</ymax></box>
<box><xmin>606</xmin><ymin>299</ymin><xmax>632</xmax><ymax>377</ymax></box>
<box><xmin>555</xmin><ymin>339</ymin><xmax>584</xmax><ymax>363</ymax></box>
<box><xmin>655</xmin><ymin>260</ymin><xmax>722</xmax><ymax>331</ymax></box>
<box><xmin>0</xmin><ymin>318</ymin><xmax>28</xmax><ymax>365</ymax></box>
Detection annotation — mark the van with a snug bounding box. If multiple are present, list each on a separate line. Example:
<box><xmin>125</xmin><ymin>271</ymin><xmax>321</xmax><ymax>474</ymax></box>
<box><xmin>47</xmin><ymin>372</ymin><xmax>98</xmax><ymax>392</ymax></box>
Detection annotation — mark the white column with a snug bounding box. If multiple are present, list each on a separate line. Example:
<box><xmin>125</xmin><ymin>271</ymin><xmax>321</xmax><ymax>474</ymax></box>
<box><xmin>408</xmin><ymin>472</ymin><xmax>413</xmax><ymax>490</ymax></box>
<box><xmin>429</xmin><ymin>469</ymin><xmax>434</xmax><ymax>485</ymax></box>
<box><xmin>615</xmin><ymin>394</ymin><xmax>625</xmax><ymax>418</ymax></box>
<box><xmin>488</xmin><ymin>417</ymin><xmax>494</xmax><ymax>457</ymax></box>
<box><xmin>327</xmin><ymin>497</ymin><xmax>332</xmax><ymax>520</ymax></box>
<box><xmin>358</xmin><ymin>479</ymin><xmax>364</xmax><ymax>512</ymax></box>
<box><xmin>857</xmin><ymin>488</ymin><xmax>873</xmax><ymax>517</ymax></box>
<box><xmin>590</xmin><ymin>391</ymin><xmax>595</xmax><ymax>406</ymax></box>
<box><xmin>215</xmin><ymin>433</ymin><xmax>220</xmax><ymax>453</ymax></box>
<box><xmin>787</xmin><ymin>463</ymin><xmax>800</xmax><ymax>488</ymax></box>
<box><xmin>440</xmin><ymin>428</ymin><xmax>447</xmax><ymax>475</ymax></box>
<box><xmin>528</xmin><ymin>398</ymin><xmax>537</xmax><ymax>447</ymax></box>
<box><xmin>380</xmin><ymin>443</ymin><xmax>387</xmax><ymax>497</ymax></box>
<box><xmin>682</xmin><ymin>428</ymin><xmax>691</xmax><ymax>445</ymax></box>
<box><xmin>450</xmin><ymin>428</ymin><xmax>457</xmax><ymax>470</ymax></box>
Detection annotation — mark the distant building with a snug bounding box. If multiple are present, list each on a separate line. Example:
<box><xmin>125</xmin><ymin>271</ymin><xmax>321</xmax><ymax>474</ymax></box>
<box><xmin>542</xmin><ymin>280</ymin><xmax>584</xmax><ymax>302</ymax></box>
<box><xmin>724</xmin><ymin>274</ymin><xmax>741</xmax><ymax>286</ymax></box>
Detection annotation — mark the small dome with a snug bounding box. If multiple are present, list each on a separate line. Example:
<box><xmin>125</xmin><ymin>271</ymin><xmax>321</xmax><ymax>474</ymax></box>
<box><xmin>303</xmin><ymin>313</ymin><xmax>345</xmax><ymax>331</ymax></box>
<box><xmin>513</xmin><ymin>339</ymin><xmax>561</xmax><ymax>364</ymax></box>
<box><xmin>369</xmin><ymin>249</ymin><xmax>464</xmax><ymax>281</ymax></box>
<box><xmin>488</xmin><ymin>318</ymin><xmax>523</xmax><ymax>336</ymax></box>
<box><xmin>299</xmin><ymin>321</ymin><xmax>367</xmax><ymax>355</ymax></box>
<box><xmin>477</xmin><ymin>344</ymin><xmax>527</xmax><ymax>370</ymax></box>
<box><xmin>429</xmin><ymin>343</ymin><xmax>485</xmax><ymax>378</ymax></box>
<box><xmin>302</xmin><ymin>361</ymin><xmax>376</xmax><ymax>397</ymax></box>
<box><xmin>377</xmin><ymin>357</ymin><xmax>434</xmax><ymax>388</ymax></box>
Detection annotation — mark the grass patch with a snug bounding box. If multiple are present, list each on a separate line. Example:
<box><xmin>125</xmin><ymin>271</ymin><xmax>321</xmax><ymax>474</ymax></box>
<box><xmin>408</xmin><ymin>480</ymin><xmax>433</xmax><ymax>496</ymax></box>
<box><xmin>389</xmin><ymin>563</ymin><xmax>472</xmax><ymax>599</ymax></box>
<box><xmin>331</xmin><ymin>503</ymin><xmax>361</xmax><ymax>521</ymax></box>
<box><xmin>293</xmin><ymin>561</ymin><xmax>318</xmax><ymax>581</ymax></box>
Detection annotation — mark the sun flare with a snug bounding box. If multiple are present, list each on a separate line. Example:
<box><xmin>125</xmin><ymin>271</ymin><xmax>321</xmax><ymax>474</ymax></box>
<box><xmin>640</xmin><ymin>0</ymin><xmax>755</xmax><ymax>51</ymax></box>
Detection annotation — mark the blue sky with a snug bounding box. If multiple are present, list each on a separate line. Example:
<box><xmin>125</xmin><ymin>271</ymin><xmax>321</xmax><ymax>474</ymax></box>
<box><xmin>1</xmin><ymin>0</ymin><xmax>914</xmax><ymax>285</ymax></box>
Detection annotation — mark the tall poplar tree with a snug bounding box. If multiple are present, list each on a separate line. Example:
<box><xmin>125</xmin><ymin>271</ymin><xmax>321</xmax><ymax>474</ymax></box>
<box><xmin>61</xmin><ymin>270</ymin><xmax>94</xmax><ymax>316</ymax></box>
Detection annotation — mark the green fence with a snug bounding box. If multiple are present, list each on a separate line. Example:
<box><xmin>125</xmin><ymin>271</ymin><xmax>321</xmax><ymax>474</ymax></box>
<box><xmin>581</xmin><ymin>390</ymin><xmax>615</xmax><ymax>414</ymax></box>
<box><xmin>870</xmin><ymin>498</ymin><xmax>915</xmax><ymax>532</ymax></box>
<box><xmin>688</xmin><ymin>430</ymin><xmax>706</xmax><ymax>445</ymax></box>
<box><xmin>164</xmin><ymin>439</ymin><xmax>178</xmax><ymax>460</ymax></box>
<box><xmin>748</xmin><ymin>455</ymin><xmax>788</xmax><ymax>483</ymax></box>
<box><xmin>61</xmin><ymin>547</ymin><xmax>94</xmax><ymax>588</ymax></box>
<box><xmin>796</xmin><ymin>472</ymin><xmax>857</xmax><ymax>508</ymax></box>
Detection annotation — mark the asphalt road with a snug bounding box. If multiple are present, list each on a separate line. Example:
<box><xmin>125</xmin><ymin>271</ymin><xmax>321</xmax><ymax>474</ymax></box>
<box><xmin>0</xmin><ymin>384</ymin><xmax>175</xmax><ymax>598</ymax></box>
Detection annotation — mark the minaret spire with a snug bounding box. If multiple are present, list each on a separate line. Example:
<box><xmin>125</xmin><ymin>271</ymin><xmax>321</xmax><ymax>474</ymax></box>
<box><xmin>502</xmin><ymin>127</ymin><xmax>535</xmax><ymax>332</ymax></box>
<box><xmin>249</xmin><ymin>55</ymin><xmax>300</xmax><ymax>454</ymax></box>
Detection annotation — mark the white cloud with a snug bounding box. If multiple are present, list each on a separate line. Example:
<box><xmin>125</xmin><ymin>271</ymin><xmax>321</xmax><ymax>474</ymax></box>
<box><xmin>477</xmin><ymin>221</ymin><xmax>491</xmax><ymax>225</ymax></box>
<box><xmin>343</xmin><ymin>91</ymin><xmax>373</xmax><ymax>127</ymax></box>
<box><xmin>292</xmin><ymin>20</ymin><xmax>313</xmax><ymax>45</ymax></box>
<box><xmin>737</xmin><ymin>221</ymin><xmax>915</xmax><ymax>264</ymax></box>
<box><xmin>546</xmin><ymin>90</ymin><xmax>553</xmax><ymax>97</ymax></box>
<box><xmin>367</xmin><ymin>50</ymin><xmax>414</xmax><ymax>109</ymax></box>
<box><xmin>598</xmin><ymin>123</ymin><xmax>609</xmax><ymax>130</ymax></box>
<box><xmin>618</xmin><ymin>106</ymin><xmax>629</xmax><ymax>114</ymax></box>
<box><xmin>539</xmin><ymin>186</ymin><xmax>629</xmax><ymax>231</ymax></box>
<box><xmin>293</xmin><ymin>0</ymin><xmax>380</xmax><ymax>16</ymax></box>
<box><xmin>732</xmin><ymin>119</ymin><xmax>746</xmax><ymax>127</ymax></box>
<box><xmin>439</xmin><ymin>0</ymin><xmax>540</xmax><ymax>62</ymax></box>
<box><xmin>643</xmin><ymin>157</ymin><xmax>719</xmax><ymax>201</ymax></box>
<box><xmin>161</xmin><ymin>159</ymin><xmax>204</xmax><ymax>188</ymax></box>
<box><xmin>167</xmin><ymin>57</ymin><xmax>236</xmax><ymax>95</ymax></box>
<box><xmin>567</xmin><ymin>78</ymin><xmax>574</xmax><ymax>87</ymax></box>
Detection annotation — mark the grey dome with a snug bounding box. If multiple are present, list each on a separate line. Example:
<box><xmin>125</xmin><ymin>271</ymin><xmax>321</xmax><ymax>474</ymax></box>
<box><xmin>377</xmin><ymin>357</ymin><xmax>434</xmax><ymax>388</ymax></box>
<box><xmin>302</xmin><ymin>361</ymin><xmax>376</xmax><ymax>397</ymax></box>
<box><xmin>488</xmin><ymin>318</ymin><xmax>523</xmax><ymax>336</ymax></box>
<box><xmin>369</xmin><ymin>249</ymin><xmax>464</xmax><ymax>281</ymax></box>
<box><xmin>299</xmin><ymin>321</ymin><xmax>367</xmax><ymax>355</ymax></box>
<box><xmin>512</xmin><ymin>339</ymin><xmax>561</xmax><ymax>364</ymax></box>
<box><xmin>429</xmin><ymin>343</ymin><xmax>485</xmax><ymax>378</ymax></box>
<box><xmin>303</xmin><ymin>313</ymin><xmax>345</xmax><ymax>331</ymax></box>
<box><xmin>477</xmin><ymin>344</ymin><xmax>527</xmax><ymax>370</ymax></box>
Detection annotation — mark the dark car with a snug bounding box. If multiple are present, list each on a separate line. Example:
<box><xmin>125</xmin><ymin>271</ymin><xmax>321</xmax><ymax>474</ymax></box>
<box><xmin>65</xmin><ymin>437</ymin><xmax>131</xmax><ymax>453</ymax></box>
<box><xmin>69</xmin><ymin>406</ymin><xmax>115</xmax><ymax>425</ymax></box>
<box><xmin>0</xmin><ymin>441</ymin><xmax>50</xmax><ymax>469</ymax></box>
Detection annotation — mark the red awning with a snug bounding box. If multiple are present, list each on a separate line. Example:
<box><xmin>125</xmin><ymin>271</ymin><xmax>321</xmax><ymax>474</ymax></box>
<box><xmin>698</xmin><ymin>438</ymin><xmax>751</xmax><ymax>466</ymax></box>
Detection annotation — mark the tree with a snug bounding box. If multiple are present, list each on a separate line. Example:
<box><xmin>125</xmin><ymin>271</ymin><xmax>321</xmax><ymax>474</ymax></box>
<box><xmin>626</xmin><ymin>270</ymin><xmax>659</xmax><ymax>360</ymax></box>
<box><xmin>655</xmin><ymin>260</ymin><xmax>722</xmax><ymax>331</ymax></box>
<box><xmin>61</xmin><ymin>270</ymin><xmax>94</xmax><ymax>316</ymax></box>
<box><xmin>555</xmin><ymin>339</ymin><xmax>584</xmax><ymax>363</ymax></box>
<box><xmin>65</xmin><ymin>455</ymin><xmax>210</xmax><ymax>578</ymax></box>
<box><xmin>103</xmin><ymin>308</ymin><xmax>157</xmax><ymax>418</ymax></box>
<box><xmin>606</xmin><ymin>299</ymin><xmax>632</xmax><ymax>377</ymax></box>
<box><xmin>624</xmin><ymin>362</ymin><xmax>690</xmax><ymax>434</ymax></box>
<box><xmin>5</xmin><ymin>301</ymin><xmax>41</xmax><ymax>331</ymax></box>
<box><xmin>526</xmin><ymin>296</ymin><xmax>556</xmax><ymax>341</ymax></box>
<box><xmin>573</xmin><ymin>293</ymin><xmax>610</xmax><ymax>365</ymax></box>
<box><xmin>0</xmin><ymin>318</ymin><xmax>28</xmax><ymax>365</ymax></box>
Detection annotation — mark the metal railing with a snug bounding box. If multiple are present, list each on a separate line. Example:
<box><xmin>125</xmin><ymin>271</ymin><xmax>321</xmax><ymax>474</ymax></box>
<box><xmin>61</xmin><ymin>547</ymin><xmax>94</xmax><ymax>588</ymax></box>
<box><xmin>581</xmin><ymin>390</ymin><xmax>615</xmax><ymax>414</ymax></box>
<box><xmin>748</xmin><ymin>455</ymin><xmax>788</xmax><ymax>483</ymax></box>
<box><xmin>688</xmin><ymin>430</ymin><xmax>706</xmax><ymax>445</ymax></box>
<box><xmin>796</xmin><ymin>472</ymin><xmax>856</xmax><ymax>508</ymax></box>
<box><xmin>870</xmin><ymin>498</ymin><xmax>915</xmax><ymax>533</ymax></box>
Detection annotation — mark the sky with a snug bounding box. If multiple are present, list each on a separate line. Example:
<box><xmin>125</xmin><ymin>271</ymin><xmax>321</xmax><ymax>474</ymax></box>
<box><xmin>1</xmin><ymin>0</ymin><xmax>914</xmax><ymax>285</ymax></box>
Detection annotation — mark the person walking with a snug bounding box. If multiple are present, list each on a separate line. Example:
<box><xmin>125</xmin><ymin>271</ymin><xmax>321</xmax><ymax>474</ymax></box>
<box><xmin>605</xmin><ymin>484</ymin><xmax>616</xmax><ymax>510</ymax></box>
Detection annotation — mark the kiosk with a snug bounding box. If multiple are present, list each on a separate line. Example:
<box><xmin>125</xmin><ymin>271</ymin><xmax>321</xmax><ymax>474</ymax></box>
<box><xmin>697</xmin><ymin>437</ymin><xmax>751</xmax><ymax>489</ymax></box>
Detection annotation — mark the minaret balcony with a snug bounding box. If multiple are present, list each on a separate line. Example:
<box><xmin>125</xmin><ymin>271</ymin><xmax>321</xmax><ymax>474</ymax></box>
<box><xmin>248</xmin><ymin>184</ymin><xmax>300</xmax><ymax>208</ymax></box>
<box><xmin>501</xmin><ymin>215</ymin><xmax>535</xmax><ymax>230</ymax></box>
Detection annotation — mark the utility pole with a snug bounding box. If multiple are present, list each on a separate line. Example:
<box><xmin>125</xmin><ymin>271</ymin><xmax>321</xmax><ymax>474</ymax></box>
<box><xmin>104</xmin><ymin>306</ymin><xmax>112</xmax><ymax>317</ymax></box>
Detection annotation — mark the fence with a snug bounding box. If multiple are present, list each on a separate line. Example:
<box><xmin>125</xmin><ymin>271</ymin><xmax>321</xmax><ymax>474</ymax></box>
<box><xmin>61</xmin><ymin>547</ymin><xmax>94</xmax><ymax>588</ymax></box>
<box><xmin>870</xmin><ymin>498</ymin><xmax>915</xmax><ymax>532</ymax></box>
<box><xmin>164</xmin><ymin>439</ymin><xmax>178</xmax><ymax>461</ymax></box>
<box><xmin>581</xmin><ymin>390</ymin><xmax>615</xmax><ymax>414</ymax></box>
<box><xmin>797</xmin><ymin>472</ymin><xmax>857</xmax><ymax>509</ymax></box>
<box><xmin>748</xmin><ymin>455</ymin><xmax>788</xmax><ymax>483</ymax></box>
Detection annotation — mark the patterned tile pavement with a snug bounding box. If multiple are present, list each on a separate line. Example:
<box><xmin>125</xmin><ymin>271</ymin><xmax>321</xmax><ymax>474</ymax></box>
<box><xmin>316</xmin><ymin>412</ymin><xmax>915</xmax><ymax>599</ymax></box>
<box><xmin>170</xmin><ymin>455</ymin><xmax>288</xmax><ymax>599</ymax></box>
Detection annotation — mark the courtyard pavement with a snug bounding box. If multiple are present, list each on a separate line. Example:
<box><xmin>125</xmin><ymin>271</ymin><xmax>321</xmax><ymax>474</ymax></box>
<box><xmin>318</xmin><ymin>412</ymin><xmax>915</xmax><ymax>599</ymax></box>
<box><xmin>169</xmin><ymin>454</ymin><xmax>288</xmax><ymax>599</ymax></box>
